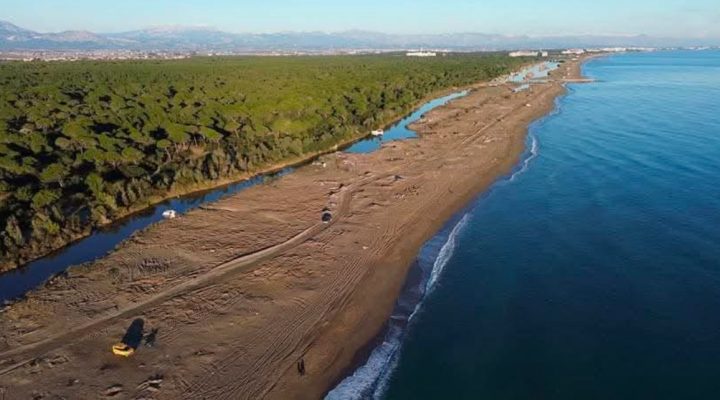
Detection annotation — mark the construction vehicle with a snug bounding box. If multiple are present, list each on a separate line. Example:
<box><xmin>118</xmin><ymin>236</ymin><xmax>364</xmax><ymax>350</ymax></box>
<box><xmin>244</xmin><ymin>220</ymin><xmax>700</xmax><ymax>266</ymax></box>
<box><xmin>112</xmin><ymin>342</ymin><xmax>135</xmax><ymax>357</ymax></box>
<box><xmin>113</xmin><ymin>318</ymin><xmax>145</xmax><ymax>357</ymax></box>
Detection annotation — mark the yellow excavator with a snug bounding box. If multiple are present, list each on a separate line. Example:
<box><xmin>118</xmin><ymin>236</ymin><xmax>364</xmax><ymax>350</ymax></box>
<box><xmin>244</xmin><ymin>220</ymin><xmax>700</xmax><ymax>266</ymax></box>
<box><xmin>112</xmin><ymin>318</ymin><xmax>145</xmax><ymax>357</ymax></box>
<box><xmin>112</xmin><ymin>342</ymin><xmax>135</xmax><ymax>357</ymax></box>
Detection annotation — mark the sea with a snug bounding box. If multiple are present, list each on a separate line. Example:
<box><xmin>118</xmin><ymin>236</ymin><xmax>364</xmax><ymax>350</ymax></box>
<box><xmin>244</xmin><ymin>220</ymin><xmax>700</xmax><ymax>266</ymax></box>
<box><xmin>327</xmin><ymin>50</ymin><xmax>720</xmax><ymax>399</ymax></box>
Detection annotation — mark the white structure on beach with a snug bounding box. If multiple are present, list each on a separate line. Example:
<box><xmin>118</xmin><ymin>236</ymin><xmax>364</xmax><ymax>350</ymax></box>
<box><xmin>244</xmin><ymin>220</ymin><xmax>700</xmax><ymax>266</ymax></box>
<box><xmin>162</xmin><ymin>210</ymin><xmax>178</xmax><ymax>219</ymax></box>
<box><xmin>406</xmin><ymin>51</ymin><xmax>437</xmax><ymax>57</ymax></box>
<box><xmin>562</xmin><ymin>48</ymin><xmax>586</xmax><ymax>55</ymax></box>
<box><xmin>510</xmin><ymin>50</ymin><xmax>548</xmax><ymax>58</ymax></box>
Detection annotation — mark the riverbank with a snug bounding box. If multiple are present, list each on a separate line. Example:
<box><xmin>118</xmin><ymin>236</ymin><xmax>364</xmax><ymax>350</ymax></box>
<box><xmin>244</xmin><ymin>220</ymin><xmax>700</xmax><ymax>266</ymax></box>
<box><xmin>0</xmin><ymin>82</ymin><xmax>477</xmax><ymax>275</ymax></box>
<box><xmin>0</xmin><ymin>56</ymin><xmax>590</xmax><ymax>399</ymax></box>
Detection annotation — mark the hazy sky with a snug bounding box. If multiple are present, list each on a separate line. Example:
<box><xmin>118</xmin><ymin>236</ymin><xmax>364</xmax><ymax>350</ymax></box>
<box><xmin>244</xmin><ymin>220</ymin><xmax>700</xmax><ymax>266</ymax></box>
<box><xmin>3</xmin><ymin>0</ymin><xmax>719</xmax><ymax>37</ymax></box>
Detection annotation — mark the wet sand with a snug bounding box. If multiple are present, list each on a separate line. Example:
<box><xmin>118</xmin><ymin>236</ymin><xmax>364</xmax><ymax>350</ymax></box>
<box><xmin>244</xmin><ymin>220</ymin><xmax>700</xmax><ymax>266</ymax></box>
<box><xmin>0</xmin><ymin>57</ymin><xmax>590</xmax><ymax>399</ymax></box>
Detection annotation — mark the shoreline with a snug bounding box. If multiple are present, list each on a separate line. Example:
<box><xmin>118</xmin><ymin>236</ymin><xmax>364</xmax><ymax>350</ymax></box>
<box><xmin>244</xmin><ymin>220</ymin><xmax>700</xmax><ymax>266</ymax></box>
<box><xmin>315</xmin><ymin>73</ymin><xmax>583</xmax><ymax>400</ymax></box>
<box><xmin>276</xmin><ymin>55</ymin><xmax>594</xmax><ymax>399</ymax></box>
<box><xmin>323</xmin><ymin>56</ymin><xmax>597</xmax><ymax>397</ymax></box>
<box><xmin>0</xmin><ymin>56</ymin><xmax>594</xmax><ymax>399</ymax></box>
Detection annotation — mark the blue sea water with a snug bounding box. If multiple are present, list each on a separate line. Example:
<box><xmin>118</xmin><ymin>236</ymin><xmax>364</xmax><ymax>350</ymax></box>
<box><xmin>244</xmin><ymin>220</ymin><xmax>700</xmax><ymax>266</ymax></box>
<box><xmin>330</xmin><ymin>50</ymin><xmax>720</xmax><ymax>399</ymax></box>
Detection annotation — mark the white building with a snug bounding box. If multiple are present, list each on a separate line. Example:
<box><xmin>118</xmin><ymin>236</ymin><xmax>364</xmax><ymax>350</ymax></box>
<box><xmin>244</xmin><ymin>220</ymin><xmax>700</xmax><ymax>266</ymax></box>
<box><xmin>510</xmin><ymin>50</ymin><xmax>549</xmax><ymax>58</ymax></box>
<box><xmin>406</xmin><ymin>51</ymin><xmax>437</xmax><ymax>57</ymax></box>
<box><xmin>510</xmin><ymin>51</ymin><xmax>538</xmax><ymax>57</ymax></box>
<box><xmin>562</xmin><ymin>48</ymin><xmax>586</xmax><ymax>55</ymax></box>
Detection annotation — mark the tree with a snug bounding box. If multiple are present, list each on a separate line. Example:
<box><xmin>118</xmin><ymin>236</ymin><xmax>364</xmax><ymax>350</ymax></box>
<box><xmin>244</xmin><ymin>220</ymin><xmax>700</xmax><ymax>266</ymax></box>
<box><xmin>85</xmin><ymin>173</ymin><xmax>105</xmax><ymax>198</ymax></box>
<box><xmin>3</xmin><ymin>216</ymin><xmax>24</xmax><ymax>246</ymax></box>
<box><xmin>39</xmin><ymin>163</ymin><xmax>69</xmax><ymax>186</ymax></box>
<box><xmin>121</xmin><ymin>147</ymin><xmax>144</xmax><ymax>164</ymax></box>
<box><xmin>0</xmin><ymin>53</ymin><xmax>523</xmax><ymax>269</ymax></box>
<box><xmin>198</xmin><ymin>126</ymin><xmax>222</xmax><ymax>143</ymax></box>
<box><xmin>31</xmin><ymin>189</ymin><xmax>60</xmax><ymax>210</ymax></box>
<box><xmin>166</xmin><ymin>123</ymin><xmax>190</xmax><ymax>145</ymax></box>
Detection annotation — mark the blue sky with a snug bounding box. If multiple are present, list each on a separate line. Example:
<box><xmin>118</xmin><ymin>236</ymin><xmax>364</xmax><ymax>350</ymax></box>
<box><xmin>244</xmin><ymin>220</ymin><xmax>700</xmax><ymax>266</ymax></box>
<box><xmin>2</xmin><ymin>0</ymin><xmax>719</xmax><ymax>37</ymax></box>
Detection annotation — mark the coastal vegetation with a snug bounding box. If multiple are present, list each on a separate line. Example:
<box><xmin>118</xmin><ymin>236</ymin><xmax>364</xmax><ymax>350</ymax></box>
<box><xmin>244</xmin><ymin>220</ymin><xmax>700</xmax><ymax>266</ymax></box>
<box><xmin>0</xmin><ymin>53</ymin><xmax>523</xmax><ymax>270</ymax></box>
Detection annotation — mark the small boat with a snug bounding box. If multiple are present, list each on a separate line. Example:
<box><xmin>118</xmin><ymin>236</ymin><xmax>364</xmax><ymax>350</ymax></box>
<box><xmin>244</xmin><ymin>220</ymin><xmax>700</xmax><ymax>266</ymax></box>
<box><xmin>371</xmin><ymin>129</ymin><xmax>384</xmax><ymax>136</ymax></box>
<box><xmin>162</xmin><ymin>210</ymin><xmax>178</xmax><ymax>219</ymax></box>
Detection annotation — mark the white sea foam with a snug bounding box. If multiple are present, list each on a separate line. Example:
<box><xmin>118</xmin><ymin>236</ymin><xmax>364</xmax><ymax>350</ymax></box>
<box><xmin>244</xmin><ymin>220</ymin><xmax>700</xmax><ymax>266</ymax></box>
<box><xmin>424</xmin><ymin>214</ymin><xmax>469</xmax><ymax>294</ymax></box>
<box><xmin>508</xmin><ymin>133</ymin><xmax>539</xmax><ymax>183</ymax></box>
<box><xmin>327</xmin><ymin>102</ymin><xmax>546</xmax><ymax>399</ymax></box>
<box><xmin>325</xmin><ymin>214</ymin><xmax>469</xmax><ymax>400</ymax></box>
<box><xmin>324</xmin><ymin>325</ymin><xmax>403</xmax><ymax>400</ymax></box>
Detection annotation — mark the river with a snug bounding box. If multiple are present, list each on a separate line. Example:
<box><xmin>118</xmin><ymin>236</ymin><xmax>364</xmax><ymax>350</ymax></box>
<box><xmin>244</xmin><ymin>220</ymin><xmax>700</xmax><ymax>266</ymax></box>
<box><xmin>0</xmin><ymin>90</ymin><xmax>468</xmax><ymax>303</ymax></box>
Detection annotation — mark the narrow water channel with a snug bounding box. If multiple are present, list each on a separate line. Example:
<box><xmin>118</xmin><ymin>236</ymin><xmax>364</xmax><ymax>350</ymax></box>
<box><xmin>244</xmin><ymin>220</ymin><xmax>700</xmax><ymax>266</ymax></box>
<box><xmin>0</xmin><ymin>90</ymin><xmax>468</xmax><ymax>303</ymax></box>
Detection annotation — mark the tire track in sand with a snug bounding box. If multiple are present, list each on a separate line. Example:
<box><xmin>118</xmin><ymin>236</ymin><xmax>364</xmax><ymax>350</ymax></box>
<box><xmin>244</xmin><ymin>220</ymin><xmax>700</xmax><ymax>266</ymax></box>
<box><xmin>0</xmin><ymin>174</ymin><xmax>388</xmax><ymax>377</ymax></box>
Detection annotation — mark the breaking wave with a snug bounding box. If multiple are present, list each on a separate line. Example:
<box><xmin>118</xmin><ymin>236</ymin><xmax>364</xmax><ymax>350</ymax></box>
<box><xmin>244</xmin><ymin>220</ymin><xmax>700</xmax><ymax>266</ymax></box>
<box><xmin>508</xmin><ymin>133</ymin><xmax>539</xmax><ymax>182</ymax></box>
<box><xmin>326</xmin><ymin>87</ymin><xmax>557</xmax><ymax>400</ymax></box>
<box><xmin>326</xmin><ymin>214</ymin><xmax>469</xmax><ymax>400</ymax></box>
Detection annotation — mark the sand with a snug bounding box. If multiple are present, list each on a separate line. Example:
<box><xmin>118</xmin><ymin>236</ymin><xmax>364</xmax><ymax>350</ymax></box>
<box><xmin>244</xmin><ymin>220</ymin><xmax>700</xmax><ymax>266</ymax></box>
<box><xmin>0</xmin><ymin>57</ymin><xmax>590</xmax><ymax>400</ymax></box>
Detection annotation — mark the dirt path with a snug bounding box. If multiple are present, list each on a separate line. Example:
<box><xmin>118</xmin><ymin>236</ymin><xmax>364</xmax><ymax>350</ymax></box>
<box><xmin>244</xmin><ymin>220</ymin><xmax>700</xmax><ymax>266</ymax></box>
<box><xmin>0</xmin><ymin>171</ymin><xmax>393</xmax><ymax>375</ymax></box>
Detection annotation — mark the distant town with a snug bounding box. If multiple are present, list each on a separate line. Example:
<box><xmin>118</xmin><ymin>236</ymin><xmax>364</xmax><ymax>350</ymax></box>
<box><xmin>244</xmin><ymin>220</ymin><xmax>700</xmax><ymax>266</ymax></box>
<box><xmin>1</xmin><ymin>46</ymin><xmax>716</xmax><ymax>62</ymax></box>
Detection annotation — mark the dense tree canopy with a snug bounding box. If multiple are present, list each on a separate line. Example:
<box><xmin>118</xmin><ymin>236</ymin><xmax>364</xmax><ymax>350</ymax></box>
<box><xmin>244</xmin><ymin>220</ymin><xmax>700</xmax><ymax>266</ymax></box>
<box><xmin>0</xmin><ymin>53</ymin><xmax>523</xmax><ymax>269</ymax></box>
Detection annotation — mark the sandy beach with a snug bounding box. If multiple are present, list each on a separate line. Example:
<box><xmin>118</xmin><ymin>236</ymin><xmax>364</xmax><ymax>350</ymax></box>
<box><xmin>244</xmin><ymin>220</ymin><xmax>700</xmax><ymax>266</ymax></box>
<box><xmin>0</xmin><ymin>56</ymin><xmax>589</xmax><ymax>399</ymax></box>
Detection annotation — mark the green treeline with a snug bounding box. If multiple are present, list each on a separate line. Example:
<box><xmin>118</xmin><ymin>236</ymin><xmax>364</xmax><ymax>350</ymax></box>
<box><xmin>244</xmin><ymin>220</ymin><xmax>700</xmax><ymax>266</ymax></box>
<box><xmin>0</xmin><ymin>54</ymin><xmax>523</xmax><ymax>269</ymax></box>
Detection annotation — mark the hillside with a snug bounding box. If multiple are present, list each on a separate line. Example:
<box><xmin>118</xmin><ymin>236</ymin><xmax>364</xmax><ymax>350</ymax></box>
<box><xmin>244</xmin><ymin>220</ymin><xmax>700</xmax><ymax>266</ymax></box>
<box><xmin>2</xmin><ymin>20</ymin><xmax>717</xmax><ymax>51</ymax></box>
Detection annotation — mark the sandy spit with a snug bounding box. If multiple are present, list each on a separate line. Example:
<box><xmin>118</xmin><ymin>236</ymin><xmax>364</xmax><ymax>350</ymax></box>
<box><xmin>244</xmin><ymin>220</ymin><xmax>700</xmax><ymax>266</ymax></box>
<box><xmin>0</xmin><ymin>56</ymin><xmax>591</xmax><ymax>400</ymax></box>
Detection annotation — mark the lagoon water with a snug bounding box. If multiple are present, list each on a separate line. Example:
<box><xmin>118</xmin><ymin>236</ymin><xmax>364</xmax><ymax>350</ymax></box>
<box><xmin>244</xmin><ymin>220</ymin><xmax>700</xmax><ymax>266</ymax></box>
<box><xmin>344</xmin><ymin>90</ymin><xmax>468</xmax><ymax>154</ymax></box>
<box><xmin>332</xmin><ymin>50</ymin><xmax>720</xmax><ymax>399</ymax></box>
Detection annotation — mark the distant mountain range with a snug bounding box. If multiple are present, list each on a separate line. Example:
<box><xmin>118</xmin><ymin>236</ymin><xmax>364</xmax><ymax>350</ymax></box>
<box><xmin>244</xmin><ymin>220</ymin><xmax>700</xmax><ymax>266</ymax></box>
<box><xmin>1</xmin><ymin>20</ymin><xmax>717</xmax><ymax>52</ymax></box>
